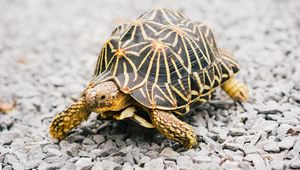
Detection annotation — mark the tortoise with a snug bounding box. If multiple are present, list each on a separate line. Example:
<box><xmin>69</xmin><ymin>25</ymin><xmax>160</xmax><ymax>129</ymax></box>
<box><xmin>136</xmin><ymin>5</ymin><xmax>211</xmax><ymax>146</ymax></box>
<box><xmin>50</xmin><ymin>8</ymin><xmax>248</xmax><ymax>149</ymax></box>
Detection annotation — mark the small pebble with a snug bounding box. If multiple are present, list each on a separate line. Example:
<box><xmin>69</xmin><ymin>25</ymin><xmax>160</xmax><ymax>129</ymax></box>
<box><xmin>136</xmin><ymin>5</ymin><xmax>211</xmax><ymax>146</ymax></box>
<box><xmin>91</xmin><ymin>161</ymin><xmax>104</xmax><ymax>170</ymax></box>
<box><xmin>144</xmin><ymin>158</ymin><xmax>164</xmax><ymax>170</ymax></box>
<box><xmin>101</xmin><ymin>160</ymin><xmax>120</xmax><ymax>170</ymax></box>
<box><xmin>160</xmin><ymin>147</ymin><xmax>180</xmax><ymax>158</ymax></box>
<box><xmin>176</xmin><ymin>156</ymin><xmax>193</xmax><ymax>170</ymax></box>
<box><xmin>223</xmin><ymin>143</ymin><xmax>244</xmax><ymax>151</ymax></box>
<box><xmin>289</xmin><ymin>158</ymin><xmax>300</xmax><ymax>169</ymax></box>
<box><xmin>122</xmin><ymin>162</ymin><xmax>133</xmax><ymax>170</ymax></box>
<box><xmin>228</xmin><ymin>127</ymin><xmax>247</xmax><ymax>136</ymax></box>
<box><xmin>75</xmin><ymin>158</ymin><xmax>93</xmax><ymax>170</ymax></box>
<box><xmin>277</xmin><ymin>136</ymin><xmax>295</xmax><ymax>150</ymax></box>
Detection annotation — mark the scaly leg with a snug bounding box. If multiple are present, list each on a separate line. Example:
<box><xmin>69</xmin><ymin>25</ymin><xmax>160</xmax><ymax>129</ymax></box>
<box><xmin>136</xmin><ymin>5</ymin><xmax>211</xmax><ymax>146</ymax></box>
<box><xmin>49</xmin><ymin>98</ymin><xmax>91</xmax><ymax>140</ymax></box>
<box><xmin>150</xmin><ymin>110</ymin><xmax>197</xmax><ymax>149</ymax></box>
<box><xmin>218</xmin><ymin>48</ymin><xmax>248</xmax><ymax>102</ymax></box>
<box><xmin>221</xmin><ymin>77</ymin><xmax>248</xmax><ymax>102</ymax></box>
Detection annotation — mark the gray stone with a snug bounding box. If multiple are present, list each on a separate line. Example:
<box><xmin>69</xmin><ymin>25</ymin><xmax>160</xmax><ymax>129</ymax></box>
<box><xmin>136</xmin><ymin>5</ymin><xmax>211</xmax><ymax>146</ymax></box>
<box><xmin>61</xmin><ymin>163</ymin><xmax>76</xmax><ymax>170</ymax></box>
<box><xmin>122</xmin><ymin>162</ymin><xmax>133</xmax><ymax>170</ymax></box>
<box><xmin>44</xmin><ymin>155</ymin><xmax>69</xmax><ymax>164</ymax></box>
<box><xmin>266</xmin><ymin>114</ymin><xmax>282</xmax><ymax>121</ymax></box>
<box><xmin>263</xmin><ymin>141</ymin><xmax>280</xmax><ymax>152</ymax></box>
<box><xmin>137</xmin><ymin>141</ymin><xmax>150</xmax><ymax>150</ymax></box>
<box><xmin>202</xmin><ymin>136</ymin><xmax>222</xmax><ymax>153</ymax></box>
<box><xmin>91</xmin><ymin>161</ymin><xmax>104</xmax><ymax>170</ymax></box>
<box><xmin>10</xmin><ymin>138</ymin><xmax>25</xmax><ymax>151</ymax></box>
<box><xmin>195</xmin><ymin>126</ymin><xmax>208</xmax><ymax>137</ymax></box>
<box><xmin>278</xmin><ymin>117</ymin><xmax>299</xmax><ymax>126</ymax></box>
<box><xmin>129</xmin><ymin>150</ymin><xmax>140</xmax><ymax>163</ymax></box>
<box><xmin>277</xmin><ymin>124</ymin><xmax>294</xmax><ymax>138</ymax></box>
<box><xmin>138</xmin><ymin>156</ymin><xmax>150</xmax><ymax>166</ymax></box>
<box><xmin>144</xmin><ymin>150</ymin><xmax>158</xmax><ymax>159</ymax></box>
<box><xmin>278</xmin><ymin>136</ymin><xmax>295</xmax><ymax>150</ymax></box>
<box><xmin>150</xmin><ymin>143</ymin><xmax>160</xmax><ymax>151</ymax></box>
<box><xmin>210</xmin><ymin>127</ymin><xmax>228</xmax><ymax>142</ymax></box>
<box><xmin>75</xmin><ymin>158</ymin><xmax>93</xmax><ymax>170</ymax></box>
<box><xmin>144</xmin><ymin>158</ymin><xmax>164</xmax><ymax>170</ymax></box>
<box><xmin>293</xmin><ymin>140</ymin><xmax>300</xmax><ymax>153</ymax></box>
<box><xmin>82</xmin><ymin>138</ymin><xmax>96</xmax><ymax>145</ymax></box>
<box><xmin>115</xmin><ymin>138</ymin><xmax>126</xmax><ymax>147</ymax></box>
<box><xmin>244</xmin><ymin>154</ymin><xmax>267</xmax><ymax>169</ymax></box>
<box><xmin>228</xmin><ymin>127</ymin><xmax>247</xmax><ymax>136</ymax></box>
<box><xmin>217</xmin><ymin>132</ymin><xmax>227</xmax><ymax>143</ymax></box>
<box><xmin>125</xmin><ymin>152</ymin><xmax>135</xmax><ymax>165</ymax></box>
<box><xmin>289</xmin><ymin>158</ymin><xmax>300</xmax><ymax>169</ymax></box>
<box><xmin>69</xmin><ymin>157</ymin><xmax>79</xmax><ymax>163</ymax></box>
<box><xmin>98</xmin><ymin>148</ymin><xmax>118</xmax><ymax>157</ymax></box>
<box><xmin>176</xmin><ymin>156</ymin><xmax>193</xmax><ymax>170</ymax></box>
<box><xmin>236</xmin><ymin>135</ymin><xmax>255</xmax><ymax>144</ymax></box>
<box><xmin>47</xmin><ymin>148</ymin><xmax>62</xmax><ymax>156</ymax></box>
<box><xmin>0</xmin><ymin>132</ymin><xmax>21</xmax><ymax>144</ymax></box>
<box><xmin>2</xmin><ymin>165</ymin><xmax>13</xmax><ymax>170</ymax></box>
<box><xmin>63</xmin><ymin>143</ymin><xmax>81</xmax><ymax>157</ymax></box>
<box><xmin>221</xmin><ymin>160</ymin><xmax>240</xmax><ymax>169</ymax></box>
<box><xmin>112</xmin><ymin>156</ymin><xmax>126</xmax><ymax>165</ymax></box>
<box><xmin>92</xmin><ymin>135</ymin><xmax>105</xmax><ymax>144</ymax></box>
<box><xmin>269</xmin><ymin>153</ymin><xmax>284</xmax><ymax>170</ymax></box>
<box><xmin>90</xmin><ymin>149</ymin><xmax>102</xmax><ymax>159</ymax></box>
<box><xmin>250</xmin><ymin>118</ymin><xmax>278</xmax><ymax>133</ymax></box>
<box><xmin>132</xmin><ymin>165</ymin><xmax>142</xmax><ymax>170</ymax></box>
<box><xmin>223</xmin><ymin>143</ymin><xmax>244</xmax><ymax>151</ymax></box>
<box><xmin>24</xmin><ymin>160</ymin><xmax>40</xmax><ymax>169</ymax></box>
<box><xmin>42</xmin><ymin>144</ymin><xmax>60</xmax><ymax>153</ymax></box>
<box><xmin>250</xmin><ymin>131</ymin><xmax>263</xmax><ymax>146</ymax></box>
<box><xmin>164</xmin><ymin>160</ymin><xmax>179</xmax><ymax>170</ymax></box>
<box><xmin>101</xmin><ymin>160</ymin><xmax>119</xmax><ymax>170</ymax></box>
<box><xmin>192</xmin><ymin>155</ymin><xmax>211</xmax><ymax>163</ymax></box>
<box><xmin>66</xmin><ymin>135</ymin><xmax>86</xmax><ymax>143</ymax></box>
<box><xmin>4</xmin><ymin>154</ymin><xmax>23</xmax><ymax>170</ymax></box>
<box><xmin>244</xmin><ymin>144</ymin><xmax>263</xmax><ymax>155</ymax></box>
<box><xmin>160</xmin><ymin>147</ymin><xmax>180</xmax><ymax>158</ymax></box>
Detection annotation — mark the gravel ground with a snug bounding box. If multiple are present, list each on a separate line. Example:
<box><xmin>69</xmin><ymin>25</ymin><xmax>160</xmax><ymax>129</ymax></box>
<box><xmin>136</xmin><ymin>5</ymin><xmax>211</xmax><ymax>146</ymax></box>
<box><xmin>1</xmin><ymin>0</ymin><xmax>300</xmax><ymax>169</ymax></box>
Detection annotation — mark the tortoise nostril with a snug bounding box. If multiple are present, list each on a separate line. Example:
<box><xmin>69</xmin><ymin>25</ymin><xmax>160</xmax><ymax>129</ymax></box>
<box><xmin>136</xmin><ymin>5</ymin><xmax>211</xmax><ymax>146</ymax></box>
<box><xmin>100</xmin><ymin>95</ymin><xmax>106</xmax><ymax>100</ymax></box>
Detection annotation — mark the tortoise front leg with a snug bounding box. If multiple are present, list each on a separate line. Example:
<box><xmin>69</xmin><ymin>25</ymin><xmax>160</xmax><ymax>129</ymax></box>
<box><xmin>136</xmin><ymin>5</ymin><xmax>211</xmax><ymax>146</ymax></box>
<box><xmin>150</xmin><ymin>110</ymin><xmax>197</xmax><ymax>149</ymax></box>
<box><xmin>50</xmin><ymin>98</ymin><xmax>91</xmax><ymax>140</ymax></box>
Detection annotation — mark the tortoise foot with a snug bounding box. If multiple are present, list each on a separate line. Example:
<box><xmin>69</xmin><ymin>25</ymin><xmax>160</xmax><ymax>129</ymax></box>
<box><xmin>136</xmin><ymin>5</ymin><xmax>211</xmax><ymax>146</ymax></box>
<box><xmin>150</xmin><ymin>110</ymin><xmax>197</xmax><ymax>149</ymax></box>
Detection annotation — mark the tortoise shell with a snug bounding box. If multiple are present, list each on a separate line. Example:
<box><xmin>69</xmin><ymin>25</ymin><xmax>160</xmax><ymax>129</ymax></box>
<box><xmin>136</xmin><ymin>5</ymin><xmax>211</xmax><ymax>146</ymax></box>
<box><xmin>93</xmin><ymin>8</ymin><xmax>239</xmax><ymax>114</ymax></box>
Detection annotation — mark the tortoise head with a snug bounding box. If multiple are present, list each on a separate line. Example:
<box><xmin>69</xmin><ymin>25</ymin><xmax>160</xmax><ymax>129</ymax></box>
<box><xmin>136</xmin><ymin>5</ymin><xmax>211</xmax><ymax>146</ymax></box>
<box><xmin>84</xmin><ymin>81</ymin><xmax>132</xmax><ymax>113</ymax></box>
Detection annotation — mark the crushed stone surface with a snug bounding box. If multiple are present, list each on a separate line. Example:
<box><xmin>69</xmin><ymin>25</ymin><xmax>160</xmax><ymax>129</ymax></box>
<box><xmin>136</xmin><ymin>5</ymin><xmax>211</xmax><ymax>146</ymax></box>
<box><xmin>1</xmin><ymin>0</ymin><xmax>300</xmax><ymax>169</ymax></box>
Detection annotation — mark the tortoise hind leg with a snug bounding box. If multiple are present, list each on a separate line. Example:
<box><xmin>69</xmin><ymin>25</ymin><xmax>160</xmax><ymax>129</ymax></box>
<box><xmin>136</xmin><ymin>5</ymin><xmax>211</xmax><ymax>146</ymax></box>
<box><xmin>218</xmin><ymin>48</ymin><xmax>248</xmax><ymax>102</ymax></box>
<box><xmin>150</xmin><ymin>110</ymin><xmax>197</xmax><ymax>149</ymax></box>
<box><xmin>221</xmin><ymin>77</ymin><xmax>248</xmax><ymax>102</ymax></box>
